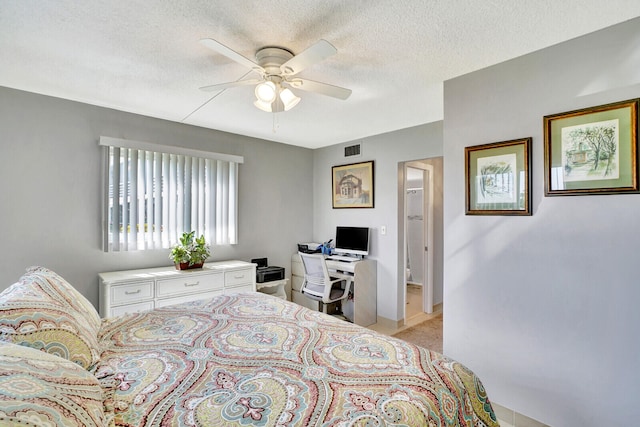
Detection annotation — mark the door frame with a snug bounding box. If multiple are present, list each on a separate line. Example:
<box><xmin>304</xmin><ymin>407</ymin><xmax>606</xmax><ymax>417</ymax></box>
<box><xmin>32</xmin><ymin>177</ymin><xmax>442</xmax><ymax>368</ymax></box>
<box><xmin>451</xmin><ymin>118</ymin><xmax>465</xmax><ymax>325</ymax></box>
<box><xmin>402</xmin><ymin>161</ymin><xmax>435</xmax><ymax>324</ymax></box>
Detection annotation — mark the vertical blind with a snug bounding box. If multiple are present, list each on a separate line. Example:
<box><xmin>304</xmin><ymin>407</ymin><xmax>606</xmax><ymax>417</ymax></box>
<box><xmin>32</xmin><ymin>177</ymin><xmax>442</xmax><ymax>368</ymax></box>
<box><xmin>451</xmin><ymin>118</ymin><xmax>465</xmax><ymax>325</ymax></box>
<box><xmin>100</xmin><ymin>137</ymin><xmax>242</xmax><ymax>252</ymax></box>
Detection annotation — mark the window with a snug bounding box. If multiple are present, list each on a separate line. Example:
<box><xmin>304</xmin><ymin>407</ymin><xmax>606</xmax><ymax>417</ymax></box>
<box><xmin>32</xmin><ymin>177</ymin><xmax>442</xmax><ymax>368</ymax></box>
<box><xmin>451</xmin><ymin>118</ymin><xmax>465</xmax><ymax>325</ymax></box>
<box><xmin>100</xmin><ymin>137</ymin><xmax>243</xmax><ymax>252</ymax></box>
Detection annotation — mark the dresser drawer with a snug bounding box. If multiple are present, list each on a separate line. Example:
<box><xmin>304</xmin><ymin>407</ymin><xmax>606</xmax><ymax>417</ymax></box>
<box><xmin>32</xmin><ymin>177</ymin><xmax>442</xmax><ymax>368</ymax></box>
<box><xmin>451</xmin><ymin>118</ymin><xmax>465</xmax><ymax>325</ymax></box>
<box><xmin>110</xmin><ymin>301</ymin><xmax>154</xmax><ymax>317</ymax></box>
<box><xmin>156</xmin><ymin>273</ymin><xmax>224</xmax><ymax>298</ymax></box>
<box><xmin>155</xmin><ymin>290</ymin><xmax>223</xmax><ymax>308</ymax></box>
<box><xmin>224</xmin><ymin>283</ymin><xmax>254</xmax><ymax>294</ymax></box>
<box><xmin>110</xmin><ymin>281</ymin><xmax>154</xmax><ymax>305</ymax></box>
<box><xmin>225</xmin><ymin>268</ymin><xmax>254</xmax><ymax>287</ymax></box>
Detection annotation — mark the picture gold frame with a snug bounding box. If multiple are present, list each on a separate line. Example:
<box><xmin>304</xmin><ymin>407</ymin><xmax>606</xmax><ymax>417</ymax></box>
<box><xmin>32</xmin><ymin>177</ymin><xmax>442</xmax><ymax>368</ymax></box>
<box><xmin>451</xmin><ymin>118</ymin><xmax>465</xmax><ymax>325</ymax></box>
<box><xmin>465</xmin><ymin>138</ymin><xmax>532</xmax><ymax>216</ymax></box>
<box><xmin>332</xmin><ymin>161</ymin><xmax>374</xmax><ymax>208</ymax></box>
<box><xmin>544</xmin><ymin>98</ymin><xmax>639</xmax><ymax>196</ymax></box>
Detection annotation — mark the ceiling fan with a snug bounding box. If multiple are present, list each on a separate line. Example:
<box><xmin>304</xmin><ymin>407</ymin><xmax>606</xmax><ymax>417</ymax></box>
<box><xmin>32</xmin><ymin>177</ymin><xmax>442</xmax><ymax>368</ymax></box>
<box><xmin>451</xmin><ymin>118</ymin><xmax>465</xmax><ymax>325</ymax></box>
<box><xmin>199</xmin><ymin>38</ymin><xmax>352</xmax><ymax>113</ymax></box>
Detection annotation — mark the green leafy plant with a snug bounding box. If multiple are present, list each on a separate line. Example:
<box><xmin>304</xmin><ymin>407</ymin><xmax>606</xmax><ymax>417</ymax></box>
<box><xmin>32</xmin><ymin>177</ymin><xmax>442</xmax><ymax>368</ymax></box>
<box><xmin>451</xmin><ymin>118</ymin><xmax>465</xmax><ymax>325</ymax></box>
<box><xmin>169</xmin><ymin>231</ymin><xmax>211</xmax><ymax>266</ymax></box>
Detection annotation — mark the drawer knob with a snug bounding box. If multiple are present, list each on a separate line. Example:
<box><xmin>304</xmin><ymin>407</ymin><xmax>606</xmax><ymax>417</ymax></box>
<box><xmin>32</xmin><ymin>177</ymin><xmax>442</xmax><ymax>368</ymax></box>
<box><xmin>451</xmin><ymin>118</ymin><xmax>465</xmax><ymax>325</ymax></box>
<box><xmin>234</xmin><ymin>274</ymin><xmax>245</xmax><ymax>279</ymax></box>
<box><xmin>184</xmin><ymin>281</ymin><xmax>200</xmax><ymax>287</ymax></box>
<box><xmin>125</xmin><ymin>289</ymin><xmax>141</xmax><ymax>295</ymax></box>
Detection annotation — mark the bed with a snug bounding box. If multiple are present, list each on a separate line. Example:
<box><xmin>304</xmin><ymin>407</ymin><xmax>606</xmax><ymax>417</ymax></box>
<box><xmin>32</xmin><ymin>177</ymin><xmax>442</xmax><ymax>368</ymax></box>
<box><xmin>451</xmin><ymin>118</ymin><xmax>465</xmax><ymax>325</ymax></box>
<box><xmin>0</xmin><ymin>266</ymin><xmax>499</xmax><ymax>426</ymax></box>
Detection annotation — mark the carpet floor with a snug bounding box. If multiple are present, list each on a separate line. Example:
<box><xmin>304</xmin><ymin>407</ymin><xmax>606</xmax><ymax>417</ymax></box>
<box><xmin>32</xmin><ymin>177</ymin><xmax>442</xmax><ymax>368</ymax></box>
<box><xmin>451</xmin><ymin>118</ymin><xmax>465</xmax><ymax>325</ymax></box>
<box><xmin>391</xmin><ymin>313</ymin><xmax>443</xmax><ymax>353</ymax></box>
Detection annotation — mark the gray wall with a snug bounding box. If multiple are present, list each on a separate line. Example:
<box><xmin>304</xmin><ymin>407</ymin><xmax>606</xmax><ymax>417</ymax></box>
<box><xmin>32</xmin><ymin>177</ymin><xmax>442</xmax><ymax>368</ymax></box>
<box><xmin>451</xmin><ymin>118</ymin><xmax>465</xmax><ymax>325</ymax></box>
<box><xmin>313</xmin><ymin>122</ymin><xmax>443</xmax><ymax>321</ymax></box>
<box><xmin>0</xmin><ymin>87</ymin><xmax>314</xmax><ymax>306</ymax></box>
<box><xmin>443</xmin><ymin>18</ymin><xmax>640</xmax><ymax>426</ymax></box>
<box><xmin>0</xmin><ymin>84</ymin><xmax>442</xmax><ymax>325</ymax></box>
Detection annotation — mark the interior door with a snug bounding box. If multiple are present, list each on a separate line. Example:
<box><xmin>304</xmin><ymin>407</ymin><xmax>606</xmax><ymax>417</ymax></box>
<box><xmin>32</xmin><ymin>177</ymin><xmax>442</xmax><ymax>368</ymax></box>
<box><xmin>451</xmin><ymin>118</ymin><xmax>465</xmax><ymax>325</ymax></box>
<box><xmin>423</xmin><ymin>164</ymin><xmax>434</xmax><ymax>314</ymax></box>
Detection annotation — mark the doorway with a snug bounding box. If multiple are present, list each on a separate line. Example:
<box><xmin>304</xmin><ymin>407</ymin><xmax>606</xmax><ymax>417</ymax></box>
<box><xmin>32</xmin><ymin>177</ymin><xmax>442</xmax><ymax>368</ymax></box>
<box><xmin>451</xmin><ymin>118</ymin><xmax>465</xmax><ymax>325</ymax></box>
<box><xmin>400</xmin><ymin>158</ymin><xmax>442</xmax><ymax>326</ymax></box>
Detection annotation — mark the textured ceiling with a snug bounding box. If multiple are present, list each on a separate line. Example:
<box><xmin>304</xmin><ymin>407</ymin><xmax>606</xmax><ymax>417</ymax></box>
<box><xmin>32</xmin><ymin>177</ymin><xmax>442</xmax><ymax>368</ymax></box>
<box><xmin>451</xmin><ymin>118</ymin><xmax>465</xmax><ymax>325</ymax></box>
<box><xmin>2</xmin><ymin>1</ymin><xmax>639</xmax><ymax>149</ymax></box>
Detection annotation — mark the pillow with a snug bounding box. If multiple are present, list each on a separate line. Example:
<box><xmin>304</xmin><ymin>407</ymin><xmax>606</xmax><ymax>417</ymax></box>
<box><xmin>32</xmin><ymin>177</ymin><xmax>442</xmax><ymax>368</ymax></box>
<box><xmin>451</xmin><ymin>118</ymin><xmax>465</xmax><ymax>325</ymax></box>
<box><xmin>0</xmin><ymin>341</ymin><xmax>110</xmax><ymax>426</ymax></box>
<box><xmin>25</xmin><ymin>266</ymin><xmax>102</xmax><ymax>331</ymax></box>
<box><xmin>0</xmin><ymin>267</ymin><xmax>101</xmax><ymax>370</ymax></box>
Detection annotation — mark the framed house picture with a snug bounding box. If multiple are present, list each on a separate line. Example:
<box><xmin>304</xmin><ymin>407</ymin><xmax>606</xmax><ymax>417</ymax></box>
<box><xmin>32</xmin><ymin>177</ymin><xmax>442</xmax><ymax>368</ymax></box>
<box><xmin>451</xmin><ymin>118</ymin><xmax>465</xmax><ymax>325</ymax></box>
<box><xmin>332</xmin><ymin>160</ymin><xmax>374</xmax><ymax>208</ymax></box>
<box><xmin>544</xmin><ymin>98</ymin><xmax>639</xmax><ymax>196</ymax></box>
<box><xmin>465</xmin><ymin>137</ymin><xmax>532</xmax><ymax>215</ymax></box>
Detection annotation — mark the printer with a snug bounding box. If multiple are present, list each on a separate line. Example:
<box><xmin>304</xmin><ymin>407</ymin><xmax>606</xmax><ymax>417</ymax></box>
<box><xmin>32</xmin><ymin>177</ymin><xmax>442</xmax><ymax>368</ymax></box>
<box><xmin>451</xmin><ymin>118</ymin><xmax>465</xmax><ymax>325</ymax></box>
<box><xmin>251</xmin><ymin>258</ymin><xmax>285</xmax><ymax>283</ymax></box>
<box><xmin>297</xmin><ymin>242</ymin><xmax>322</xmax><ymax>254</ymax></box>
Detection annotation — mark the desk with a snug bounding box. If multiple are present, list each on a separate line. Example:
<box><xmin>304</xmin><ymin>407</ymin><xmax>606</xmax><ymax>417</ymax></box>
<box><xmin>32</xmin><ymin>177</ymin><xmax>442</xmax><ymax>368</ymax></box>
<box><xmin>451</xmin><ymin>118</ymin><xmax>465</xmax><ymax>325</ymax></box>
<box><xmin>291</xmin><ymin>254</ymin><xmax>377</xmax><ymax>326</ymax></box>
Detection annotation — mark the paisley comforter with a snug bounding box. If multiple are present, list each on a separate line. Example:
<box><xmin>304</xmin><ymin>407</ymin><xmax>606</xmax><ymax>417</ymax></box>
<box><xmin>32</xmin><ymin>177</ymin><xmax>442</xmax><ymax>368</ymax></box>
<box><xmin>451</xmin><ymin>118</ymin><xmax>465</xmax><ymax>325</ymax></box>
<box><xmin>97</xmin><ymin>292</ymin><xmax>498</xmax><ymax>426</ymax></box>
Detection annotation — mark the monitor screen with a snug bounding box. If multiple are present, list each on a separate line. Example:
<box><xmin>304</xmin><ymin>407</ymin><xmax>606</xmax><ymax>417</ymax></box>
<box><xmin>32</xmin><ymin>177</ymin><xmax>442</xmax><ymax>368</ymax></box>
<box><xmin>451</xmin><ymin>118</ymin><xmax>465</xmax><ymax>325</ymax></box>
<box><xmin>334</xmin><ymin>226</ymin><xmax>370</xmax><ymax>257</ymax></box>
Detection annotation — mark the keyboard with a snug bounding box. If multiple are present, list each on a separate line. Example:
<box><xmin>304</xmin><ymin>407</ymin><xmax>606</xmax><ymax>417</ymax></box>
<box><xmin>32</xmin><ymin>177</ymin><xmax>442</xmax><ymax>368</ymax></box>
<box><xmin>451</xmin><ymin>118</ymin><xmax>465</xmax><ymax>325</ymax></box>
<box><xmin>327</xmin><ymin>255</ymin><xmax>358</xmax><ymax>262</ymax></box>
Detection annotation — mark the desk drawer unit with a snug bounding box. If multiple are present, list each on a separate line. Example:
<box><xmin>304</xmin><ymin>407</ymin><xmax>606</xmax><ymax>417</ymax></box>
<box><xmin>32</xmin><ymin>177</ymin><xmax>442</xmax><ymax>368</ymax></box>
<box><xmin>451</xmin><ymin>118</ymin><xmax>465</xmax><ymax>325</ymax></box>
<box><xmin>156</xmin><ymin>273</ymin><xmax>224</xmax><ymax>298</ymax></box>
<box><xmin>290</xmin><ymin>253</ymin><xmax>319</xmax><ymax>310</ymax></box>
<box><xmin>291</xmin><ymin>274</ymin><xmax>304</xmax><ymax>292</ymax></box>
<box><xmin>291</xmin><ymin>255</ymin><xmax>304</xmax><ymax>277</ymax></box>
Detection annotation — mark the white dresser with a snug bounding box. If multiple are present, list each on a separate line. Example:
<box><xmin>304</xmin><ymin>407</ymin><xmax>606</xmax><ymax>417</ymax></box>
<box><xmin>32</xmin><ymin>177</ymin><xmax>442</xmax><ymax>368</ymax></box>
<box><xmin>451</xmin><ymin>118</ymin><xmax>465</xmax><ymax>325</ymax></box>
<box><xmin>98</xmin><ymin>260</ymin><xmax>256</xmax><ymax>317</ymax></box>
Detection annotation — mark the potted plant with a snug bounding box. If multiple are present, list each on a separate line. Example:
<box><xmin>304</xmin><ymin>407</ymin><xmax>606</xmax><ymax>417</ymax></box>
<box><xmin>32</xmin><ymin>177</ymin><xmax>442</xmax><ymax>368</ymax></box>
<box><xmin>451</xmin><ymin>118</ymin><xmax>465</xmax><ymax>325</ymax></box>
<box><xmin>169</xmin><ymin>231</ymin><xmax>211</xmax><ymax>270</ymax></box>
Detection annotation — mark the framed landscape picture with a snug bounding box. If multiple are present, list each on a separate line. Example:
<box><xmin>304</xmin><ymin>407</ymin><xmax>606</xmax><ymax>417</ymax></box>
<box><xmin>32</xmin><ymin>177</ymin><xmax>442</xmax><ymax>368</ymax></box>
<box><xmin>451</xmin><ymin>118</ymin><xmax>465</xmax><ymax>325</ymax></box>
<box><xmin>544</xmin><ymin>98</ymin><xmax>639</xmax><ymax>196</ymax></box>
<box><xmin>465</xmin><ymin>137</ymin><xmax>532</xmax><ymax>215</ymax></box>
<box><xmin>332</xmin><ymin>160</ymin><xmax>374</xmax><ymax>208</ymax></box>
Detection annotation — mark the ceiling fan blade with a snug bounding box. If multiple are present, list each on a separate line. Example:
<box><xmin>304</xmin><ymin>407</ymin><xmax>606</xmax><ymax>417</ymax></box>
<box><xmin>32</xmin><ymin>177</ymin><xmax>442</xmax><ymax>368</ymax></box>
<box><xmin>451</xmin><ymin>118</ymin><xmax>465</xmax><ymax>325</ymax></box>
<box><xmin>280</xmin><ymin>39</ymin><xmax>337</xmax><ymax>76</ymax></box>
<box><xmin>200</xmin><ymin>38</ymin><xmax>264</xmax><ymax>73</ymax></box>
<box><xmin>287</xmin><ymin>78</ymin><xmax>352</xmax><ymax>100</ymax></box>
<box><xmin>199</xmin><ymin>79</ymin><xmax>262</xmax><ymax>92</ymax></box>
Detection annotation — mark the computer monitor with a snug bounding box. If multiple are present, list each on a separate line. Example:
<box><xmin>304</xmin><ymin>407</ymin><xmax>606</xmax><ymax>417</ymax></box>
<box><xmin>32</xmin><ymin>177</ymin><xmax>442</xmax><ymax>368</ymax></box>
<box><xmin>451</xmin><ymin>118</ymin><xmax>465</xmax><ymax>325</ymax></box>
<box><xmin>334</xmin><ymin>226</ymin><xmax>370</xmax><ymax>257</ymax></box>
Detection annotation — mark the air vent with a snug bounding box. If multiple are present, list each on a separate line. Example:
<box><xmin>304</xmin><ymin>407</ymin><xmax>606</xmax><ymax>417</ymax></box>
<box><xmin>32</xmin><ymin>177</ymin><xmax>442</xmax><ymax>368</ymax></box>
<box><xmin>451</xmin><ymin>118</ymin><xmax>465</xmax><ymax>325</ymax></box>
<box><xmin>344</xmin><ymin>144</ymin><xmax>361</xmax><ymax>157</ymax></box>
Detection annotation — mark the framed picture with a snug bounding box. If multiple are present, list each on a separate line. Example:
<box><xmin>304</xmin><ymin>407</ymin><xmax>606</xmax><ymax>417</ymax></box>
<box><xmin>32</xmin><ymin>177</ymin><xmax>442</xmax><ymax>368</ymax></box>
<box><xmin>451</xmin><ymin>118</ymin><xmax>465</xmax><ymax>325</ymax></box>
<box><xmin>465</xmin><ymin>137</ymin><xmax>532</xmax><ymax>215</ymax></box>
<box><xmin>332</xmin><ymin>160</ymin><xmax>374</xmax><ymax>208</ymax></box>
<box><xmin>544</xmin><ymin>98</ymin><xmax>639</xmax><ymax>196</ymax></box>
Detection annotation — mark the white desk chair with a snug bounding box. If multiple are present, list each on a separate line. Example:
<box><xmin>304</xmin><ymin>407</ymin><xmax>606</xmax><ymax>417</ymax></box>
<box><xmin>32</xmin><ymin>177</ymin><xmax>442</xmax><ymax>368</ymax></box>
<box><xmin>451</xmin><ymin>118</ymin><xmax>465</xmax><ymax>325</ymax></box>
<box><xmin>299</xmin><ymin>252</ymin><xmax>353</xmax><ymax>315</ymax></box>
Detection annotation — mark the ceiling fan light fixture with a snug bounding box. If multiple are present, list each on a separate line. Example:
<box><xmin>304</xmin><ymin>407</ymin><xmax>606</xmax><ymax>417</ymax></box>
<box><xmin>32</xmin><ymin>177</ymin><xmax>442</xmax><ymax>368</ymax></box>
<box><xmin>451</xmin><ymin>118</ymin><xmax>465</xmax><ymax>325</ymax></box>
<box><xmin>255</xmin><ymin>81</ymin><xmax>277</xmax><ymax>103</ymax></box>
<box><xmin>280</xmin><ymin>88</ymin><xmax>301</xmax><ymax>111</ymax></box>
<box><xmin>199</xmin><ymin>38</ymin><xmax>351</xmax><ymax>115</ymax></box>
<box><xmin>253</xmin><ymin>99</ymin><xmax>273</xmax><ymax>112</ymax></box>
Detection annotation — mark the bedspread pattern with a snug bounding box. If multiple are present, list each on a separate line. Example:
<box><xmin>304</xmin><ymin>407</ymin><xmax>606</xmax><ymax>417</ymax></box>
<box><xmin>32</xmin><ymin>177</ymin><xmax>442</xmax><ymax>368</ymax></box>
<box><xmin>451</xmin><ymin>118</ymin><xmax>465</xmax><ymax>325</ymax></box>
<box><xmin>97</xmin><ymin>293</ymin><xmax>498</xmax><ymax>426</ymax></box>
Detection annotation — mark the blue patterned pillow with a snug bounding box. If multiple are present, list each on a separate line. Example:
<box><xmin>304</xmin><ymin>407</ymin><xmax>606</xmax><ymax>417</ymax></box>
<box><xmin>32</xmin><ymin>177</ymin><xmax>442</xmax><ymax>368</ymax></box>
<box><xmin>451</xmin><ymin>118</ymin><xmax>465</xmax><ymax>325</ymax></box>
<box><xmin>0</xmin><ymin>341</ymin><xmax>110</xmax><ymax>426</ymax></box>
